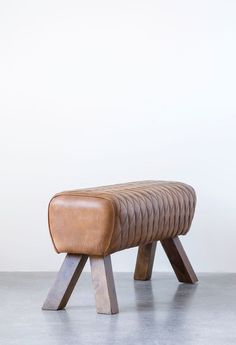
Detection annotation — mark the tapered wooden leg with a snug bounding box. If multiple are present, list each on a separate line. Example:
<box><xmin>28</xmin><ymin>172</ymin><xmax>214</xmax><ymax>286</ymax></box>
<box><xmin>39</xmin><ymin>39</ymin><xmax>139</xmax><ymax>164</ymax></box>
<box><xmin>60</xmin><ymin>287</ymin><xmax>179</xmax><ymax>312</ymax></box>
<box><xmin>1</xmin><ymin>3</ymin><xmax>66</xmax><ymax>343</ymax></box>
<box><xmin>161</xmin><ymin>237</ymin><xmax>198</xmax><ymax>284</ymax></box>
<box><xmin>42</xmin><ymin>254</ymin><xmax>88</xmax><ymax>310</ymax></box>
<box><xmin>134</xmin><ymin>242</ymin><xmax>157</xmax><ymax>280</ymax></box>
<box><xmin>90</xmin><ymin>255</ymin><xmax>119</xmax><ymax>315</ymax></box>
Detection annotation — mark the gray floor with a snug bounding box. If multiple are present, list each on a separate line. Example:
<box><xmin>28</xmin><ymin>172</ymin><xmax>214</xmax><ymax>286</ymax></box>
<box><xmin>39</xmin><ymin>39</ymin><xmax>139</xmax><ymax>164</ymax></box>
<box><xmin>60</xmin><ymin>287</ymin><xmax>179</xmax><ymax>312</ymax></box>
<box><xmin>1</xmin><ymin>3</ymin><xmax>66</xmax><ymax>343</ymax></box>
<box><xmin>0</xmin><ymin>272</ymin><xmax>236</xmax><ymax>345</ymax></box>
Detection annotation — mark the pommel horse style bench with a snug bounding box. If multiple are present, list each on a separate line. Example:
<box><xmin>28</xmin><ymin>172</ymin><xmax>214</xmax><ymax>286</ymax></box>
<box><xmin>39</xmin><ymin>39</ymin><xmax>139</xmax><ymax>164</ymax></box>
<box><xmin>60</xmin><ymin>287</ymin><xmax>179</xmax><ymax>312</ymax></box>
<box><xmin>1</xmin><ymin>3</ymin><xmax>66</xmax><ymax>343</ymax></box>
<box><xmin>43</xmin><ymin>180</ymin><xmax>197</xmax><ymax>314</ymax></box>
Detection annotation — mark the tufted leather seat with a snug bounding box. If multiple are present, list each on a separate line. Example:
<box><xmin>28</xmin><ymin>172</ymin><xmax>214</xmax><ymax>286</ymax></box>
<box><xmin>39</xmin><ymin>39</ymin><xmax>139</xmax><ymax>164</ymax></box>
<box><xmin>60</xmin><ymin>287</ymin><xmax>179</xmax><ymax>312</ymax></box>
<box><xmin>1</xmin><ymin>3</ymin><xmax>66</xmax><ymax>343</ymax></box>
<box><xmin>48</xmin><ymin>181</ymin><xmax>196</xmax><ymax>256</ymax></box>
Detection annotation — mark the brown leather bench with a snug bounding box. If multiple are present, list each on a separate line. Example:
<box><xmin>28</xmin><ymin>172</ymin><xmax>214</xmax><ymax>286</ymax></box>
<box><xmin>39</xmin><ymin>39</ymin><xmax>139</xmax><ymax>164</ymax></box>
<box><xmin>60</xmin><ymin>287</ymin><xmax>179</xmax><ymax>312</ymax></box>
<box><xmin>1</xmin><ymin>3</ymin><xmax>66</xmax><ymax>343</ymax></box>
<box><xmin>42</xmin><ymin>180</ymin><xmax>197</xmax><ymax>314</ymax></box>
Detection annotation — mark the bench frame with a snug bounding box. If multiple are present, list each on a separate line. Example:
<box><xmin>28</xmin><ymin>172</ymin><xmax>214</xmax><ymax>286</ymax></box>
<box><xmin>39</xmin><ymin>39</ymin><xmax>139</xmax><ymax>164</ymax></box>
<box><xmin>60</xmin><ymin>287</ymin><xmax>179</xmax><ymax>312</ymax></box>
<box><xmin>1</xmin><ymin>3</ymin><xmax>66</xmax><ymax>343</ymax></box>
<box><xmin>42</xmin><ymin>236</ymin><xmax>198</xmax><ymax>314</ymax></box>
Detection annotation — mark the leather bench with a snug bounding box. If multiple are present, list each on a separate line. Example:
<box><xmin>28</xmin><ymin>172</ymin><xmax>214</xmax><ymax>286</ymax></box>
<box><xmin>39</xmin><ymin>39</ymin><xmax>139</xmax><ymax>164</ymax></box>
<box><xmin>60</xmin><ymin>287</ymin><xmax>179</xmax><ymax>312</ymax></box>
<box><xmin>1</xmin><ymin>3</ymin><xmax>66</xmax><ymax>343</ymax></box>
<box><xmin>43</xmin><ymin>180</ymin><xmax>197</xmax><ymax>314</ymax></box>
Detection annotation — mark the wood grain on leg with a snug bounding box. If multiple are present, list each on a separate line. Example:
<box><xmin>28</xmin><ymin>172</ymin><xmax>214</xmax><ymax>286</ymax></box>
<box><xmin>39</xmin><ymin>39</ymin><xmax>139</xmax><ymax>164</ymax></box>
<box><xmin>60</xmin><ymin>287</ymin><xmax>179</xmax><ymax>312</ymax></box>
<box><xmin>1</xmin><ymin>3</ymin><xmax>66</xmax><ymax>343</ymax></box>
<box><xmin>42</xmin><ymin>254</ymin><xmax>88</xmax><ymax>310</ymax></box>
<box><xmin>161</xmin><ymin>237</ymin><xmax>198</xmax><ymax>284</ymax></box>
<box><xmin>134</xmin><ymin>242</ymin><xmax>157</xmax><ymax>280</ymax></box>
<box><xmin>90</xmin><ymin>255</ymin><xmax>119</xmax><ymax>315</ymax></box>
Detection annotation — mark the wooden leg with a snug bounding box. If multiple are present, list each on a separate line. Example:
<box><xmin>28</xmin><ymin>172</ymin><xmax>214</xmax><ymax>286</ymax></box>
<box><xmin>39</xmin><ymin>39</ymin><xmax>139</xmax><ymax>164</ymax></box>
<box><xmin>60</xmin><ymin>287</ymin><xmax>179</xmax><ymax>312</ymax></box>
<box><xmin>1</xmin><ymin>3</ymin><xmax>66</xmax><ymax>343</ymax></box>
<box><xmin>42</xmin><ymin>254</ymin><xmax>88</xmax><ymax>310</ymax></box>
<box><xmin>90</xmin><ymin>255</ymin><xmax>119</xmax><ymax>315</ymax></box>
<box><xmin>134</xmin><ymin>242</ymin><xmax>157</xmax><ymax>281</ymax></box>
<box><xmin>161</xmin><ymin>237</ymin><xmax>198</xmax><ymax>284</ymax></box>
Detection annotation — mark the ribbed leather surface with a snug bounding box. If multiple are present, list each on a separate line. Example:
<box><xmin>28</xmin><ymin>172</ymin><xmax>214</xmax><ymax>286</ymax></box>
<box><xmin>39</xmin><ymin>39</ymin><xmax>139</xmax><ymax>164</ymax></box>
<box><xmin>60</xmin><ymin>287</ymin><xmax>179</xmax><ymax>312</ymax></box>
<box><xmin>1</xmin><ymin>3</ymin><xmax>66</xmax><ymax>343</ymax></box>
<box><xmin>49</xmin><ymin>181</ymin><xmax>196</xmax><ymax>255</ymax></box>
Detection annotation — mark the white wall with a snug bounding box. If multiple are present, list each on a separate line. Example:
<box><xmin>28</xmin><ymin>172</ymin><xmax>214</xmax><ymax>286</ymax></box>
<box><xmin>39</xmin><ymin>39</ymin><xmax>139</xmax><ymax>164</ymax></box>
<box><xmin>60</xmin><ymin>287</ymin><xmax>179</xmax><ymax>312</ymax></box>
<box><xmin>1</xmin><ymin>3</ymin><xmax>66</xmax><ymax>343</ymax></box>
<box><xmin>0</xmin><ymin>0</ymin><xmax>236</xmax><ymax>272</ymax></box>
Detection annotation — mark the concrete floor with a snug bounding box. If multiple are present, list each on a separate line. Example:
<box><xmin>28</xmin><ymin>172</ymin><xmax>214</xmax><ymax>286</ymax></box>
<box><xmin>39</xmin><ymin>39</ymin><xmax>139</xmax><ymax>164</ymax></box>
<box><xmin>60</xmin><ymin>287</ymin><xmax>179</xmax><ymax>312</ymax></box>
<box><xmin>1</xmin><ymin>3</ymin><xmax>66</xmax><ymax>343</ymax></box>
<box><xmin>0</xmin><ymin>272</ymin><xmax>236</xmax><ymax>345</ymax></box>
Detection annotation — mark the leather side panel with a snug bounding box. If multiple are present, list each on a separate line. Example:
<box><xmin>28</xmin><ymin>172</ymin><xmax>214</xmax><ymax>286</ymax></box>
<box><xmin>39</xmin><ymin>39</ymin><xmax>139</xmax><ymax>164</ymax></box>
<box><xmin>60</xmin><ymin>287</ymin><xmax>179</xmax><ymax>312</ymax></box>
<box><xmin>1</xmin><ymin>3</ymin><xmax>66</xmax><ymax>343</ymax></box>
<box><xmin>48</xmin><ymin>195</ymin><xmax>115</xmax><ymax>255</ymax></box>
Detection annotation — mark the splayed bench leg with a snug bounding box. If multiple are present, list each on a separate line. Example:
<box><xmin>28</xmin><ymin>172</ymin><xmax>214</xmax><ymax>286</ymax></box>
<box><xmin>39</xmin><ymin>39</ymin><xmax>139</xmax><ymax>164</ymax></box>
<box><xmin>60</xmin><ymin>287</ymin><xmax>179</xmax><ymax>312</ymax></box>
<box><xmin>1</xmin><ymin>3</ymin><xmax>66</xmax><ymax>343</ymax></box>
<box><xmin>42</xmin><ymin>254</ymin><xmax>88</xmax><ymax>310</ymax></box>
<box><xmin>161</xmin><ymin>237</ymin><xmax>198</xmax><ymax>284</ymax></box>
<box><xmin>90</xmin><ymin>255</ymin><xmax>119</xmax><ymax>314</ymax></box>
<box><xmin>134</xmin><ymin>242</ymin><xmax>157</xmax><ymax>281</ymax></box>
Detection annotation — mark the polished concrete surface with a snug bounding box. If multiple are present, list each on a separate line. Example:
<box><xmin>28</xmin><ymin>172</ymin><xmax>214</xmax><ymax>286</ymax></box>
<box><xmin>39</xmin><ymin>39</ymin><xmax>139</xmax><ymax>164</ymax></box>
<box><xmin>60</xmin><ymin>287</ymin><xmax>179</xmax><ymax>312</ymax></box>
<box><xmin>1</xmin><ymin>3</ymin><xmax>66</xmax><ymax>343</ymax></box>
<box><xmin>0</xmin><ymin>272</ymin><xmax>236</xmax><ymax>345</ymax></box>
